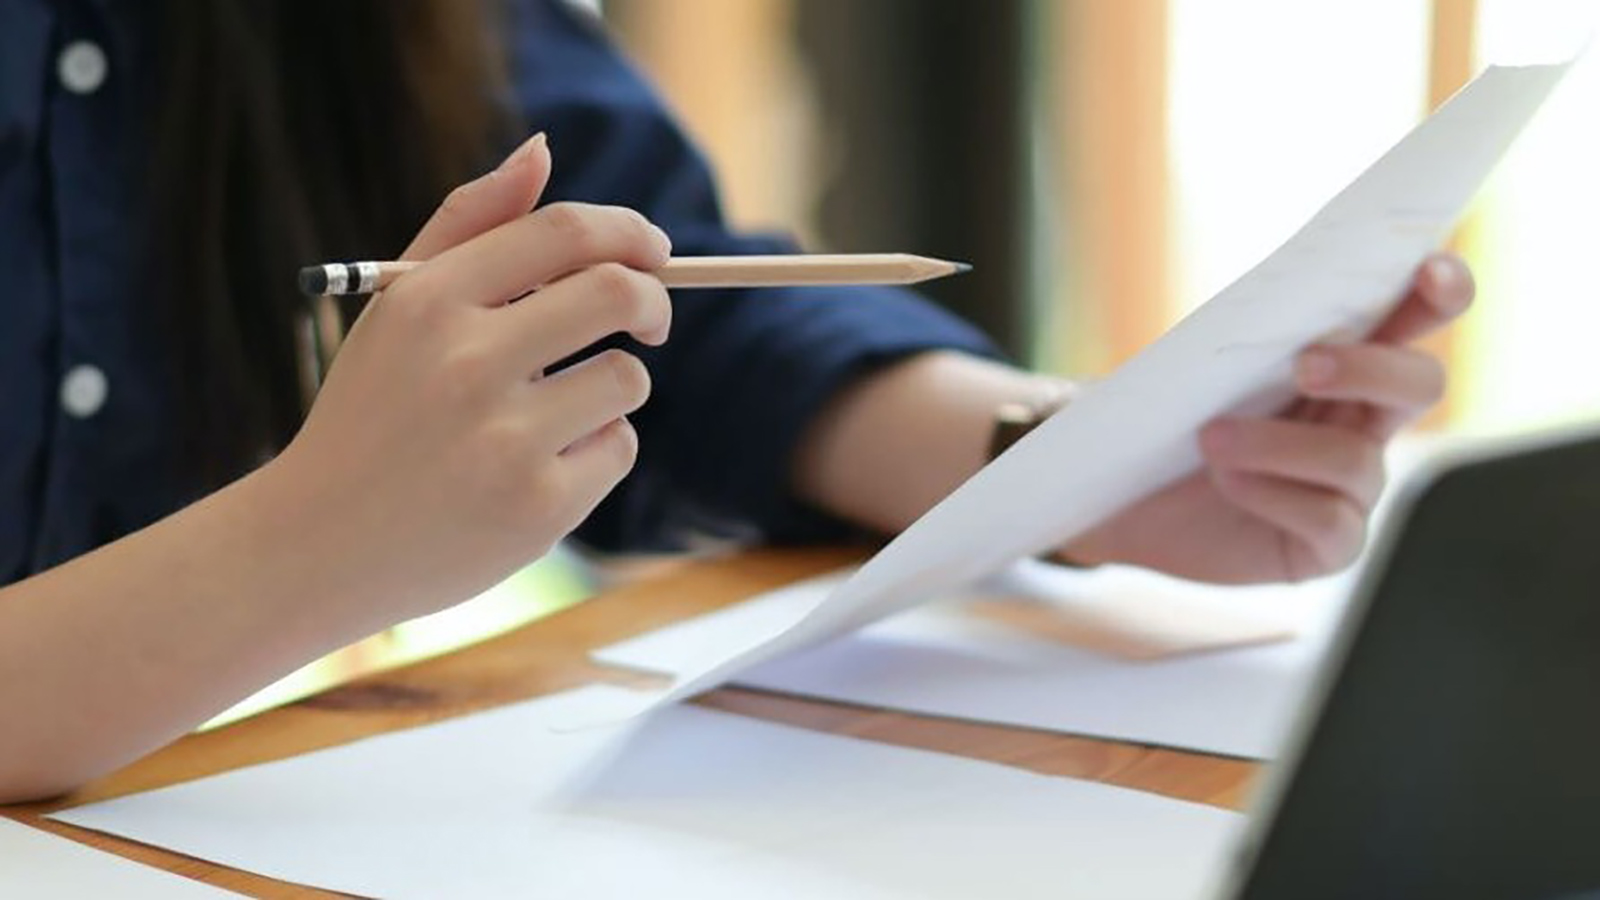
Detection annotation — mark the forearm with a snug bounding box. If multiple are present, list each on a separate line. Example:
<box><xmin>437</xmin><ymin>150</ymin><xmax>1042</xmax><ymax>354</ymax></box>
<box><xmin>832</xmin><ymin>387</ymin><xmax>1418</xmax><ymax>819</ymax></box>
<box><xmin>0</xmin><ymin>464</ymin><xmax>377</xmax><ymax>803</ymax></box>
<box><xmin>793</xmin><ymin>351</ymin><xmax>1069</xmax><ymax>535</ymax></box>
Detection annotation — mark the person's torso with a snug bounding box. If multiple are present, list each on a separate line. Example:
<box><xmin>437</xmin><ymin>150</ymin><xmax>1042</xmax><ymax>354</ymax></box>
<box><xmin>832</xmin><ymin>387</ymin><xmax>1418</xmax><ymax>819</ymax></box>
<box><xmin>0</xmin><ymin>0</ymin><xmax>183</xmax><ymax>582</ymax></box>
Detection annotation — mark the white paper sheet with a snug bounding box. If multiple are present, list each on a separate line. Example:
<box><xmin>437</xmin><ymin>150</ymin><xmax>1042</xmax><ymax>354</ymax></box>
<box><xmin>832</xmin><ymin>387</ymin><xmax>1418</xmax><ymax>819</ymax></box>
<box><xmin>0</xmin><ymin>816</ymin><xmax>241</xmax><ymax>898</ymax></box>
<box><xmin>599</xmin><ymin>561</ymin><xmax>1351</xmax><ymax>759</ymax></box>
<box><xmin>574</xmin><ymin>60</ymin><xmax>1572</xmax><ymax>724</ymax></box>
<box><xmin>52</xmin><ymin>685</ymin><xmax>1241</xmax><ymax>900</ymax></box>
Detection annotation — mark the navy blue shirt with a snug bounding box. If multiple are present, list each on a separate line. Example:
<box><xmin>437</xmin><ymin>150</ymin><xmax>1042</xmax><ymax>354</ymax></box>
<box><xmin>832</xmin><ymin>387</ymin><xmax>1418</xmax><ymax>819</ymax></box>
<box><xmin>0</xmin><ymin>0</ymin><xmax>997</xmax><ymax>585</ymax></box>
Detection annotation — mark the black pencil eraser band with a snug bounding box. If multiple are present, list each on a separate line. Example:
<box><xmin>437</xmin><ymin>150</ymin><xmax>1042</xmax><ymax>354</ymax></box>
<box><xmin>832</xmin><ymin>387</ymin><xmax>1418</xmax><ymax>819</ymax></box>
<box><xmin>300</xmin><ymin>262</ymin><xmax>382</xmax><ymax>296</ymax></box>
<box><xmin>298</xmin><ymin>265</ymin><xmax>331</xmax><ymax>296</ymax></box>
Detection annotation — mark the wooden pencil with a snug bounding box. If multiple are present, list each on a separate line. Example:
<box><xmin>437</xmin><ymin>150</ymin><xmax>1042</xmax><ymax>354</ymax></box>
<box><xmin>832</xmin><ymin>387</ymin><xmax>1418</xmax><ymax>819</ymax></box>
<box><xmin>297</xmin><ymin>253</ymin><xmax>971</xmax><ymax>297</ymax></box>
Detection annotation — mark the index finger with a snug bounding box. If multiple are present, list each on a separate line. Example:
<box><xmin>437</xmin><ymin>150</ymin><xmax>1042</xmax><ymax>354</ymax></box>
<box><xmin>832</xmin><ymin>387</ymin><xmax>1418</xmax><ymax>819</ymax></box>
<box><xmin>401</xmin><ymin>133</ymin><xmax>552</xmax><ymax>262</ymax></box>
<box><xmin>1367</xmin><ymin>253</ymin><xmax>1476</xmax><ymax>346</ymax></box>
<box><xmin>407</xmin><ymin>202</ymin><xmax>671</xmax><ymax>308</ymax></box>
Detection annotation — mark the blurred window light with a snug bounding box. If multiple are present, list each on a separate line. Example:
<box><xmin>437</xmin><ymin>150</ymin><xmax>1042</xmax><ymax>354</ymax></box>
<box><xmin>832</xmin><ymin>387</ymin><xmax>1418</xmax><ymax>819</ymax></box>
<box><xmin>1458</xmin><ymin>0</ymin><xmax>1600</xmax><ymax>433</ymax></box>
<box><xmin>1167</xmin><ymin>0</ymin><xmax>1432</xmax><ymax>319</ymax></box>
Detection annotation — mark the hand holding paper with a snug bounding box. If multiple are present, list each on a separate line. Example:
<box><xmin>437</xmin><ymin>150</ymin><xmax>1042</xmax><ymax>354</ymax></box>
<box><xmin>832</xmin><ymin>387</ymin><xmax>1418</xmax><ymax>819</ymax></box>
<box><xmin>1063</xmin><ymin>252</ymin><xmax>1470</xmax><ymax>583</ymax></box>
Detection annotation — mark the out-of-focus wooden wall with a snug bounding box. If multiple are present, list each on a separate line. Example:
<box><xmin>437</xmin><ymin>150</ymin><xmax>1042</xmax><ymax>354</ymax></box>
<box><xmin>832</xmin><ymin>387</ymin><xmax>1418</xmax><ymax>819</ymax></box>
<box><xmin>604</xmin><ymin>0</ymin><xmax>820</xmax><ymax>238</ymax></box>
<box><xmin>605</xmin><ymin>0</ymin><xmax>1475</xmax><ymax>399</ymax></box>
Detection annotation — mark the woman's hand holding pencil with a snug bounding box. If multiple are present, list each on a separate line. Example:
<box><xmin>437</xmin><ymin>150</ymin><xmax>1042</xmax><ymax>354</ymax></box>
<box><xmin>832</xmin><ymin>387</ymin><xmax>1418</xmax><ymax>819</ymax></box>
<box><xmin>273</xmin><ymin>129</ymin><xmax>972</xmax><ymax>626</ymax></box>
<box><xmin>268</xmin><ymin>133</ymin><xmax>674</xmax><ymax>623</ymax></box>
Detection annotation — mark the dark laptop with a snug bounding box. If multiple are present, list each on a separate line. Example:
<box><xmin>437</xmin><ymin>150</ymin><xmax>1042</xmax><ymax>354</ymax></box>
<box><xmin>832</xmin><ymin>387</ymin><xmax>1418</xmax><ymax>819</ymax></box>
<box><xmin>1211</xmin><ymin>428</ymin><xmax>1600</xmax><ymax>900</ymax></box>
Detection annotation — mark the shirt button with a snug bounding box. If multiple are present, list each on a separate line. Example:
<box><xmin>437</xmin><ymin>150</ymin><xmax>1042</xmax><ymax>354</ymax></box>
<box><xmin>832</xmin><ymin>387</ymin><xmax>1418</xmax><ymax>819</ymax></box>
<box><xmin>57</xmin><ymin>41</ymin><xmax>109</xmax><ymax>95</ymax></box>
<box><xmin>60</xmin><ymin>365</ymin><xmax>110</xmax><ymax>418</ymax></box>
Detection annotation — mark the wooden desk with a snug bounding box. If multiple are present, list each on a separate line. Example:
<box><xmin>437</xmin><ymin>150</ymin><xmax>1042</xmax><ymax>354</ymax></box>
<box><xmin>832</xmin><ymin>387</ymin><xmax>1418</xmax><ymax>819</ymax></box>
<box><xmin>4</xmin><ymin>548</ymin><xmax>1259</xmax><ymax>898</ymax></box>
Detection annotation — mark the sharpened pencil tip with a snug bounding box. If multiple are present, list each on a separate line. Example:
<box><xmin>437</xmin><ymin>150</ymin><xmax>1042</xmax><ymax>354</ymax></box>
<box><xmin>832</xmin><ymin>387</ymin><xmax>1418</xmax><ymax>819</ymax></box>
<box><xmin>953</xmin><ymin>262</ymin><xmax>973</xmax><ymax>274</ymax></box>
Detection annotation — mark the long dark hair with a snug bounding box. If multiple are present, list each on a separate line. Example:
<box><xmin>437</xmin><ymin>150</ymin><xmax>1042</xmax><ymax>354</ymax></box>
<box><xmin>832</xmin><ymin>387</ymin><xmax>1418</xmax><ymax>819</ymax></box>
<box><xmin>151</xmin><ymin>0</ymin><xmax>512</xmax><ymax>492</ymax></box>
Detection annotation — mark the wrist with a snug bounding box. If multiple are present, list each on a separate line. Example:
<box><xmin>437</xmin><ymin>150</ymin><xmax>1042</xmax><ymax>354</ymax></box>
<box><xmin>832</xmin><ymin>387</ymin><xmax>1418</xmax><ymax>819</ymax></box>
<box><xmin>982</xmin><ymin>376</ymin><xmax>1104</xmax><ymax>569</ymax></box>
<box><xmin>226</xmin><ymin>453</ymin><xmax>394</xmax><ymax>643</ymax></box>
<box><xmin>988</xmin><ymin>376</ymin><xmax>1079</xmax><ymax>460</ymax></box>
<box><xmin>1050</xmin><ymin>529</ymin><xmax>1114</xmax><ymax>569</ymax></box>
<box><xmin>793</xmin><ymin>352</ymin><xmax>1024</xmax><ymax>533</ymax></box>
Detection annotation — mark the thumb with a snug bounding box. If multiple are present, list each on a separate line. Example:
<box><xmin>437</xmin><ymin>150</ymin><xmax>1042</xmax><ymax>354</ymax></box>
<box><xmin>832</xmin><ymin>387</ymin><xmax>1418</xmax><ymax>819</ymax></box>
<box><xmin>401</xmin><ymin>132</ymin><xmax>553</xmax><ymax>261</ymax></box>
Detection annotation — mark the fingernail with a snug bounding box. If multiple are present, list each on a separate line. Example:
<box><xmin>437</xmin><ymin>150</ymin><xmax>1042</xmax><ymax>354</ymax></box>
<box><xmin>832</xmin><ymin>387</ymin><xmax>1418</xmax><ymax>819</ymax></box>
<box><xmin>499</xmin><ymin>132</ymin><xmax>548</xmax><ymax>172</ymax></box>
<box><xmin>651</xmin><ymin>223</ymin><xmax>673</xmax><ymax>259</ymax></box>
<box><xmin>1427</xmin><ymin>255</ymin><xmax>1455</xmax><ymax>289</ymax></box>
<box><xmin>1428</xmin><ymin>256</ymin><xmax>1471</xmax><ymax>313</ymax></box>
<box><xmin>1298</xmin><ymin>349</ymin><xmax>1338</xmax><ymax>388</ymax></box>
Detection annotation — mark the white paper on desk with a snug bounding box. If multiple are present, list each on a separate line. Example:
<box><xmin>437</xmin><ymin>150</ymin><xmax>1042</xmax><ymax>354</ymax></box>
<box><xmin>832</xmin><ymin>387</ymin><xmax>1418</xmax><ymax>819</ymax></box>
<box><xmin>52</xmin><ymin>685</ymin><xmax>1240</xmax><ymax>900</ymax></box>
<box><xmin>600</xmin><ymin>560</ymin><xmax>1352</xmax><ymax>759</ymax></box>
<box><xmin>577</xmin><ymin>60</ymin><xmax>1573</xmax><ymax>725</ymax></box>
<box><xmin>0</xmin><ymin>816</ymin><xmax>242</xmax><ymax>898</ymax></box>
